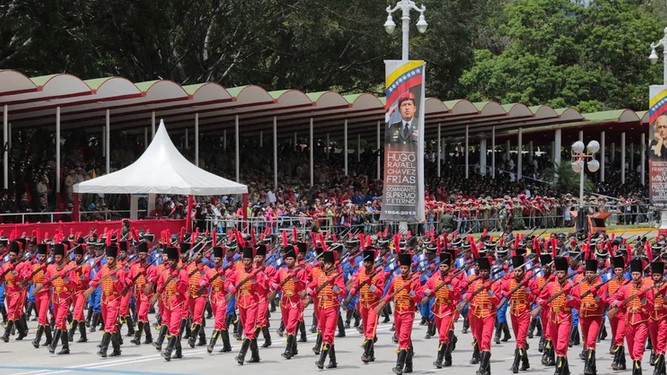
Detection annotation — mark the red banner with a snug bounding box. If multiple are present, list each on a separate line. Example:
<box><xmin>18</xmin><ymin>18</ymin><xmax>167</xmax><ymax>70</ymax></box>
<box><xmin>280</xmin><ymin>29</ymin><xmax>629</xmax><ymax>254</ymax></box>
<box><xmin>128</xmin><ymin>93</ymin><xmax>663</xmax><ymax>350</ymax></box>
<box><xmin>0</xmin><ymin>219</ymin><xmax>186</xmax><ymax>240</ymax></box>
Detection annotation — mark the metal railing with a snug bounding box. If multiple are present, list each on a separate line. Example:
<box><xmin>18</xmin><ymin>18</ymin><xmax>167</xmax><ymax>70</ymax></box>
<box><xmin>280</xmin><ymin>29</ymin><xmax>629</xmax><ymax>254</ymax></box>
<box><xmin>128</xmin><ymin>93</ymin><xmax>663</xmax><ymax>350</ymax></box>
<box><xmin>0</xmin><ymin>209</ymin><xmax>140</xmax><ymax>224</ymax></box>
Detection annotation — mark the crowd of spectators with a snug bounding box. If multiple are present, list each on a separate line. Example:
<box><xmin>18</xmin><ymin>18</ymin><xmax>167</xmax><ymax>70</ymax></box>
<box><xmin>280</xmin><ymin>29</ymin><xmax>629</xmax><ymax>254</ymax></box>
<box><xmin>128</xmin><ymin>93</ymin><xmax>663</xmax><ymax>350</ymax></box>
<box><xmin>0</xmin><ymin>128</ymin><xmax>650</xmax><ymax>232</ymax></box>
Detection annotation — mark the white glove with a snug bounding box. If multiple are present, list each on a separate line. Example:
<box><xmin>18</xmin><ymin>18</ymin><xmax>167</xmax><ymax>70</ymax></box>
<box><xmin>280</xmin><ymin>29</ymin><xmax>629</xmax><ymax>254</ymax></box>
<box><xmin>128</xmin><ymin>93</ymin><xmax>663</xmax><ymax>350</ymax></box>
<box><xmin>332</xmin><ymin>285</ymin><xmax>341</xmax><ymax>294</ymax></box>
<box><xmin>423</xmin><ymin>289</ymin><xmax>432</xmax><ymax>296</ymax></box>
<box><xmin>369</xmin><ymin>285</ymin><xmax>377</xmax><ymax>293</ymax></box>
<box><xmin>408</xmin><ymin>290</ymin><xmax>415</xmax><ymax>298</ymax></box>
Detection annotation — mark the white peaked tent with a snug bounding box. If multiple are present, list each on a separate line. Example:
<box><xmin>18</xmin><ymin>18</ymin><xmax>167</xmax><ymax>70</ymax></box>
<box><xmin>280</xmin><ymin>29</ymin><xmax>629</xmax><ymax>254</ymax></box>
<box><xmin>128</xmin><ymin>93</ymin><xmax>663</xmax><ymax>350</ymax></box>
<box><xmin>74</xmin><ymin>120</ymin><xmax>248</xmax><ymax>195</ymax></box>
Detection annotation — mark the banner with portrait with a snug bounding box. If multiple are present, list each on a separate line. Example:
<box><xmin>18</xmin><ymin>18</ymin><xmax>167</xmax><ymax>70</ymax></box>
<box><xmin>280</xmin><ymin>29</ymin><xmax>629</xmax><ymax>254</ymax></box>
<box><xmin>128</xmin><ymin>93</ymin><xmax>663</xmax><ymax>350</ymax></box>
<box><xmin>380</xmin><ymin>60</ymin><xmax>425</xmax><ymax>222</ymax></box>
<box><xmin>649</xmin><ymin>85</ymin><xmax>667</xmax><ymax>207</ymax></box>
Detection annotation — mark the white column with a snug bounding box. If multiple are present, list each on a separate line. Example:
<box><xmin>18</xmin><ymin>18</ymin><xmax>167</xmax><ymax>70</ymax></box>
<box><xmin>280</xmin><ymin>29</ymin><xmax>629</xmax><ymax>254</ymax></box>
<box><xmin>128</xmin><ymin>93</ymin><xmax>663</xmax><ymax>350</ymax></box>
<box><xmin>357</xmin><ymin>134</ymin><xmax>361</xmax><ymax>163</ymax></box>
<box><xmin>630</xmin><ymin>143</ymin><xmax>635</xmax><ymax>171</ymax></box>
<box><xmin>600</xmin><ymin>131</ymin><xmax>605</xmax><ymax>182</ymax></box>
<box><xmin>377</xmin><ymin>121</ymin><xmax>381</xmax><ymax>180</ymax></box>
<box><xmin>437</xmin><ymin>123</ymin><xmax>441</xmax><ymax>178</ymax></box>
<box><xmin>621</xmin><ymin>132</ymin><xmax>626</xmax><ymax>184</ymax></box>
<box><xmin>260</xmin><ymin>131</ymin><xmax>263</xmax><ymax>148</ymax></box>
<box><xmin>151</xmin><ymin>111</ymin><xmax>156</xmax><ymax>138</ymax></box>
<box><xmin>505</xmin><ymin>139</ymin><xmax>510</xmax><ymax>161</ymax></box>
<box><xmin>480</xmin><ymin>138</ymin><xmax>487</xmax><ymax>176</ymax></box>
<box><xmin>235</xmin><ymin>115</ymin><xmax>240</xmax><ymax>182</ymax></box>
<box><xmin>185</xmin><ymin>128</ymin><xmax>189</xmax><ymax>150</ymax></box>
<box><xmin>579</xmin><ymin>130</ymin><xmax>583</xmax><ymax>142</ymax></box>
<box><xmin>105</xmin><ymin>109</ymin><xmax>110</xmax><ymax>174</ymax></box>
<box><xmin>491</xmin><ymin>126</ymin><xmax>496</xmax><ymax>178</ymax></box>
<box><xmin>194</xmin><ymin>113</ymin><xmax>199</xmax><ymax>167</ymax></box>
<box><xmin>517</xmin><ymin>128</ymin><xmax>523</xmax><ymax>180</ymax></box>
<box><xmin>144</xmin><ymin>127</ymin><xmax>148</xmax><ymax>150</ymax></box>
<box><xmin>309</xmin><ymin>117</ymin><xmax>314</xmax><ymax>187</ymax></box>
<box><xmin>528</xmin><ymin>140</ymin><xmax>534</xmax><ymax>164</ymax></box>
<box><xmin>344</xmin><ymin>120</ymin><xmax>348</xmax><ymax>175</ymax></box>
<box><xmin>465</xmin><ymin>125</ymin><xmax>469</xmax><ymax>179</ymax></box>
<box><xmin>7</xmin><ymin>122</ymin><xmax>11</xmax><ymax>149</ymax></box>
<box><xmin>56</xmin><ymin>107</ymin><xmax>61</xmax><ymax>192</ymax></box>
<box><xmin>273</xmin><ymin>116</ymin><xmax>278</xmax><ymax>191</ymax></box>
<box><xmin>554</xmin><ymin>129</ymin><xmax>562</xmax><ymax>167</ymax></box>
<box><xmin>3</xmin><ymin>105</ymin><xmax>7</xmax><ymax>190</ymax></box>
<box><xmin>223</xmin><ymin>129</ymin><xmax>227</xmax><ymax>151</ymax></box>
<box><xmin>641</xmin><ymin>132</ymin><xmax>646</xmax><ymax>186</ymax></box>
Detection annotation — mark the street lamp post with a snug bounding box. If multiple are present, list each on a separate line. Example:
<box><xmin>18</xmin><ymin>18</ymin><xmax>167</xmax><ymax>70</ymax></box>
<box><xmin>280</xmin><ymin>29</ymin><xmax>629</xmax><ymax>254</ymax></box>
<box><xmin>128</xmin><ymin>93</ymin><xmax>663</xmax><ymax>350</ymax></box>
<box><xmin>384</xmin><ymin>0</ymin><xmax>428</xmax><ymax>60</ymax></box>
<box><xmin>650</xmin><ymin>27</ymin><xmax>667</xmax><ymax>234</ymax></box>
<box><xmin>571</xmin><ymin>140</ymin><xmax>600</xmax><ymax>232</ymax></box>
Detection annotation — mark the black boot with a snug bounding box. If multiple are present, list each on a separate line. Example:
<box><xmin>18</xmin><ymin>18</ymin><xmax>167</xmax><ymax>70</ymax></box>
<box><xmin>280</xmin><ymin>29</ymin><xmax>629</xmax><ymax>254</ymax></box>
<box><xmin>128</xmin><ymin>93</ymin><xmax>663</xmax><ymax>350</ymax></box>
<box><xmin>312</xmin><ymin>332</ymin><xmax>322</xmax><ymax>355</ymax></box>
<box><xmin>299</xmin><ymin>321</ymin><xmax>307</xmax><ymax>342</ymax></box>
<box><xmin>470</xmin><ymin>340</ymin><xmax>481</xmax><ymax>364</ymax></box>
<box><xmin>76</xmin><ymin>321</ymin><xmax>88</xmax><ymax>343</ymax></box>
<box><xmin>197</xmin><ymin>323</ymin><xmax>206</xmax><ymax>346</ymax></box>
<box><xmin>392</xmin><ymin>349</ymin><xmax>407</xmax><ymax>375</ymax></box>
<box><xmin>188</xmin><ymin>323</ymin><xmax>201</xmax><ymax>348</ymax></box>
<box><xmin>463</xmin><ymin>315</ymin><xmax>470</xmax><ymax>334</ymax></box>
<box><xmin>261</xmin><ymin>326</ymin><xmax>272</xmax><ymax>348</ymax></box>
<box><xmin>653</xmin><ymin>351</ymin><xmax>658</xmax><ymax>367</ymax></box>
<box><xmin>477</xmin><ymin>351</ymin><xmax>491</xmax><ymax>375</ymax></box>
<box><xmin>282</xmin><ymin>335</ymin><xmax>294</xmax><ymax>359</ymax></box>
<box><xmin>68</xmin><ymin>320</ymin><xmax>78</xmax><ymax>342</ymax></box>
<box><xmin>425</xmin><ymin>320</ymin><xmax>436</xmax><ymax>339</ymax></box>
<box><xmin>598</xmin><ymin>325</ymin><xmax>607</xmax><ymax>341</ymax></box>
<box><xmin>327</xmin><ymin>343</ymin><xmax>337</xmax><ymax>369</ymax></box>
<box><xmin>248</xmin><ymin>338</ymin><xmax>260</xmax><ymax>363</ymax></box>
<box><xmin>369</xmin><ymin>340</ymin><xmax>376</xmax><ymax>362</ymax></box>
<box><xmin>220</xmin><ymin>330</ymin><xmax>232</xmax><ymax>352</ymax></box>
<box><xmin>336</xmin><ymin>315</ymin><xmax>345</xmax><ymax>337</ymax></box>
<box><xmin>173</xmin><ymin>337</ymin><xmax>183</xmax><ymax>359</ymax></box>
<box><xmin>539</xmin><ymin>336</ymin><xmax>545</xmax><ymax>353</ymax></box>
<box><xmin>207</xmin><ymin>330</ymin><xmax>219</xmax><ymax>353</ymax></box>
<box><xmin>611</xmin><ymin>345</ymin><xmax>621</xmax><ymax>370</ymax></box>
<box><xmin>97</xmin><ymin>332</ymin><xmax>112</xmax><ymax>357</ymax></box>
<box><xmin>58</xmin><ymin>329</ymin><xmax>70</xmax><ymax>355</ymax></box>
<box><xmin>449</xmin><ymin>330</ymin><xmax>457</xmax><ymax>352</ymax></box>
<box><xmin>502</xmin><ymin>321</ymin><xmax>512</xmax><ymax>342</ymax></box>
<box><xmin>494</xmin><ymin>322</ymin><xmax>502</xmax><ymax>344</ymax></box>
<box><xmin>236</xmin><ymin>338</ymin><xmax>251</xmax><ymax>365</ymax></box>
<box><xmin>648</xmin><ymin>337</ymin><xmax>654</xmax><ymax>351</ymax></box>
<box><xmin>162</xmin><ymin>335</ymin><xmax>177</xmax><ymax>361</ymax></box>
<box><xmin>316</xmin><ymin>342</ymin><xmax>332</xmax><ymax>370</ymax></box>
<box><xmin>444</xmin><ymin>339</ymin><xmax>453</xmax><ymax>367</ymax></box>
<box><xmin>44</xmin><ymin>325</ymin><xmax>53</xmax><ymax>347</ymax></box>
<box><xmin>528</xmin><ymin>317</ymin><xmax>537</xmax><ymax>339</ymax></box>
<box><xmin>521</xmin><ymin>347</ymin><xmax>530</xmax><ymax>370</ymax></box>
<box><xmin>90</xmin><ymin>312</ymin><xmax>99</xmax><ymax>333</ymax></box>
<box><xmin>580</xmin><ymin>348</ymin><xmax>589</xmax><ymax>361</ymax></box>
<box><xmin>382</xmin><ymin>304</ymin><xmax>391</xmax><ymax>323</ymax></box>
<box><xmin>131</xmin><ymin>321</ymin><xmax>143</xmax><ymax>345</ymax></box>
<box><xmin>32</xmin><ymin>325</ymin><xmax>44</xmax><ymax>348</ymax></box>
<box><xmin>654</xmin><ymin>353</ymin><xmax>666</xmax><ymax>375</ymax></box>
<box><xmin>15</xmin><ymin>316</ymin><xmax>27</xmax><ymax>340</ymax></box>
<box><xmin>143</xmin><ymin>321</ymin><xmax>152</xmax><ymax>344</ymax></box>
<box><xmin>311</xmin><ymin>314</ymin><xmax>318</xmax><ymax>332</ymax></box>
<box><xmin>362</xmin><ymin>339</ymin><xmax>372</xmax><ymax>363</ymax></box>
<box><xmin>110</xmin><ymin>332</ymin><xmax>122</xmax><ymax>357</ymax></box>
<box><xmin>555</xmin><ymin>356</ymin><xmax>564</xmax><ymax>375</ymax></box>
<box><xmin>434</xmin><ymin>341</ymin><xmax>446</xmax><ymax>368</ymax></box>
<box><xmin>511</xmin><ymin>348</ymin><xmax>521</xmax><ymax>373</ymax></box>
<box><xmin>633</xmin><ymin>360</ymin><xmax>642</xmax><ymax>375</ymax></box>
<box><xmin>48</xmin><ymin>329</ymin><xmax>61</xmax><ymax>354</ymax></box>
<box><xmin>404</xmin><ymin>346</ymin><xmax>413</xmax><ymax>373</ymax></box>
<box><xmin>277</xmin><ymin>321</ymin><xmax>285</xmax><ymax>337</ymax></box>
<box><xmin>153</xmin><ymin>325</ymin><xmax>168</xmax><ymax>351</ymax></box>
<box><xmin>587</xmin><ymin>350</ymin><xmax>597</xmax><ymax>375</ymax></box>
<box><xmin>125</xmin><ymin>315</ymin><xmax>135</xmax><ymax>337</ymax></box>
<box><xmin>85</xmin><ymin>308</ymin><xmax>93</xmax><ymax>327</ymax></box>
<box><xmin>234</xmin><ymin>318</ymin><xmax>243</xmax><ymax>341</ymax></box>
<box><xmin>345</xmin><ymin>310</ymin><xmax>353</xmax><ymax>328</ymax></box>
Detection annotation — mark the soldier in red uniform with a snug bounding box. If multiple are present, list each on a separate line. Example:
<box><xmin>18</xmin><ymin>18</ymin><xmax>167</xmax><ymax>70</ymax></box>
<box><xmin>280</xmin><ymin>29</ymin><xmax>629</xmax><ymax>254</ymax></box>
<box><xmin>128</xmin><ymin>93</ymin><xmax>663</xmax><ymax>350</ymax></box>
<box><xmin>270</xmin><ymin>245</ymin><xmax>306</xmax><ymax>359</ymax></box>
<box><xmin>571</xmin><ymin>259</ymin><xmax>608</xmax><ymax>375</ymax></box>
<box><xmin>116</xmin><ymin>241</ymin><xmax>135</xmax><ymax>338</ymax></box>
<box><xmin>347</xmin><ymin>248</ymin><xmax>385</xmax><ymax>364</ymax></box>
<box><xmin>309</xmin><ymin>245</ymin><xmax>325</xmax><ymax>355</ymax></box>
<box><xmin>90</xmin><ymin>243</ymin><xmax>129</xmax><ymax>358</ymax></box>
<box><xmin>608</xmin><ymin>256</ymin><xmax>628</xmax><ymax>371</ymax></box>
<box><xmin>1</xmin><ymin>241</ymin><xmax>28</xmax><ymax>342</ymax></box>
<box><xmin>501</xmin><ymin>254</ymin><xmax>533</xmax><ymax>373</ymax></box>
<box><xmin>464</xmin><ymin>256</ymin><xmax>500</xmax><ymax>375</ymax></box>
<box><xmin>152</xmin><ymin>250</ymin><xmax>170</xmax><ymax>350</ymax></box>
<box><xmin>386</xmin><ymin>253</ymin><xmax>422</xmax><ymax>375</ymax></box>
<box><xmin>68</xmin><ymin>241</ymin><xmax>90</xmax><ymax>343</ymax></box>
<box><xmin>229</xmin><ymin>246</ymin><xmax>268</xmax><ymax>365</ymax></box>
<box><xmin>30</xmin><ymin>244</ymin><xmax>52</xmax><ymax>348</ymax></box>
<box><xmin>44</xmin><ymin>243</ymin><xmax>80</xmax><ymax>355</ymax></box>
<box><xmin>129</xmin><ymin>241</ymin><xmax>155</xmax><ymax>345</ymax></box>
<box><xmin>206</xmin><ymin>245</ymin><xmax>233</xmax><ymax>353</ymax></box>
<box><xmin>423</xmin><ymin>252</ymin><xmax>462</xmax><ymax>368</ymax></box>
<box><xmin>649</xmin><ymin>261</ymin><xmax>667</xmax><ymax>375</ymax></box>
<box><xmin>186</xmin><ymin>245</ymin><xmax>209</xmax><ymax>348</ymax></box>
<box><xmin>156</xmin><ymin>246</ymin><xmax>189</xmax><ymax>361</ymax></box>
<box><xmin>254</xmin><ymin>244</ymin><xmax>275</xmax><ymax>348</ymax></box>
<box><xmin>531</xmin><ymin>254</ymin><xmax>554</xmax><ymax>366</ymax></box>
<box><xmin>611</xmin><ymin>258</ymin><xmax>654</xmax><ymax>375</ymax></box>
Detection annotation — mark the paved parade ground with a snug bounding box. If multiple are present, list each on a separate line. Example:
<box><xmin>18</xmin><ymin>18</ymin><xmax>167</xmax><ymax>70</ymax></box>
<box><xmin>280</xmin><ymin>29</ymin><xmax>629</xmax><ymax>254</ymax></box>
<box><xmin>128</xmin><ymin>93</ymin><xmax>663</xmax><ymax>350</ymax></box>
<box><xmin>0</xmin><ymin>307</ymin><xmax>652</xmax><ymax>375</ymax></box>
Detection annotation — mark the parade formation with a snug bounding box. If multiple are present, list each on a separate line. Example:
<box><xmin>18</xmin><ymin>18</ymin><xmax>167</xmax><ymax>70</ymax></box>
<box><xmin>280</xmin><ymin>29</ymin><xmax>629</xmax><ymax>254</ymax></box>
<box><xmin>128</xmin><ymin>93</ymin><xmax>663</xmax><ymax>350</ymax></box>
<box><xmin>0</xmin><ymin>225</ymin><xmax>666</xmax><ymax>375</ymax></box>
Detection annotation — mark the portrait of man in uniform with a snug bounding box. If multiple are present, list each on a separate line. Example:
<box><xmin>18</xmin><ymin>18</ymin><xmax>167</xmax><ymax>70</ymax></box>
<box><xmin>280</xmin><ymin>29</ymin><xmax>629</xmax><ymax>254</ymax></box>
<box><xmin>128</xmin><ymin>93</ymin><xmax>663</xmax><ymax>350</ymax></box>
<box><xmin>650</xmin><ymin>114</ymin><xmax>667</xmax><ymax>160</ymax></box>
<box><xmin>386</xmin><ymin>91</ymin><xmax>418</xmax><ymax>144</ymax></box>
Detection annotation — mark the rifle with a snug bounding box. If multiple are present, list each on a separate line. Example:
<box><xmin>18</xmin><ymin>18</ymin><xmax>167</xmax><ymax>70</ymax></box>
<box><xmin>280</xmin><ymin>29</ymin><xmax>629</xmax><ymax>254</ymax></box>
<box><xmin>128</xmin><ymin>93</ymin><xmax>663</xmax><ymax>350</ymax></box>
<box><xmin>224</xmin><ymin>265</ymin><xmax>266</xmax><ymax>302</ymax></box>
<box><xmin>303</xmin><ymin>270</ymin><xmax>345</xmax><ymax>309</ymax></box>
<box><xmin>607</xmin><ymin>277</ymin><xmax>662</xmax><ymax>320</ymax></box>
<box><xmin>530</xmin><ymin>266</ymin><xmax>611</xmax><ymax>318</ymax></box>
<box><xmin>373</xmin><ymin>272</ymin><xmax>420</xmax><ymax>315</ymax></box>
<box><xmin>419</xmin><ymin>263</ymin><xmax>473</xmax><ymax>306</ymax></box>
<box><xmin>33</xmin><ymin>262</ymin><xmax>84</xmax><ymax>294</ymax></box>
<box><xmin>119</xmin><ymin>254</ymin><xmax>163</xmax><ymax>295</ymax></box>
<box><xmin>456</xmin><ymin>275</ymin><xmax>503</xmax><ymax>312</ymax></box>
<box><xmin>265</xmin><ymin>263</ymin><xmax>310</xmax><ymax>301</ymax></box>
<box><xmin>0</xmin><ymin>259</ymin><xmax>21</xmax><ymax>285</ymax></box>
<box><xmin>342</xmin><ymin>267</ymin><xmax>385</xmax><ymax>307</ymax></box>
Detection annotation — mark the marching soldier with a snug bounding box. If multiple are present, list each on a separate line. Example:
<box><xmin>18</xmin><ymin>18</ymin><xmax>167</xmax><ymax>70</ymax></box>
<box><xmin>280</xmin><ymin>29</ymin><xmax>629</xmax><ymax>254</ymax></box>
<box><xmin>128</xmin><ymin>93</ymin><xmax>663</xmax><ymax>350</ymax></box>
<box><xmin>347</xmin><ymin>248</ymin><xmax>385</xmax><ymax>364</ymax></box>
<box><xmin>423</xmin><ymin>251</ymin><xmax>462</xmax><ymax>368</ymax></box>
<box><xmin>532</xmin><ymin>253</ymin><xmax>554</xmax><ymax>366</ymax></box>
<box><xmin>30</xmin><ymin>244</ymin><xmax>52</xmax><ymax>348</ymax></box>
<box><xmin>156</xmin><ymin>246</ymin><xmax>188</xmax><ymax>361</ymax></box>
<box><xmin>89</xmin><ymin>243</ymin><xmax>128</xmax><ymax>358</ymax></box>
<box><xmin>205</xmin><ymin>245</ymin><xmax>233</xmax><ymax>353</ymax></box>
<box><xmin>386</xmin><ymin>252</ymin><xmax>422</xmax><ymax>375</ymax></box>
<box><xmin>608</xmin><ymin>255</ymin><xmax>628</xmax><ymax>371</ymax></box>
<box><xmin>186</xmin><ymin>245</ymin><xmax>209</xmax><ymax>348</ymax></box>
<box><xmin>116</xmin><ymin>242</ymin><xmax>135</xmax><ymax>338</ymax></box>
<box><xmin>1</xmin><ymin>241</ymin><xmax>28</xmax><ymax>342</ymax></box>
<box><xmin>129</xmin><ymin>241</ymin><xmax>155</xmax><ymax>345</ymax></box>
<box><xmin>254</xmin><ymin>244</ymin><xmax>275</xmax><ymax>348</ymax></box>
<box><xmin>501</xmin><ymin>254</ymin><xmax>533</xmax><ymax>373</ymax></box>
<box><xmin>44</xmin><ymin>243</ymin><xmax>79</xmax><ymax>355</ymax></box>
<box><xmin>537</xmin><ymin>256</ymin><xmax>577</xmax><ymax>375</ymax></box>
<box><xmin>68</xmin><ymin>241</ymin><xmax>91</xmax><ymax>343</ymax></box>
<box><xmin>648</xmin><ymin>261</ymin><xmax>667</xmax><ymax>375</ymax></box>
